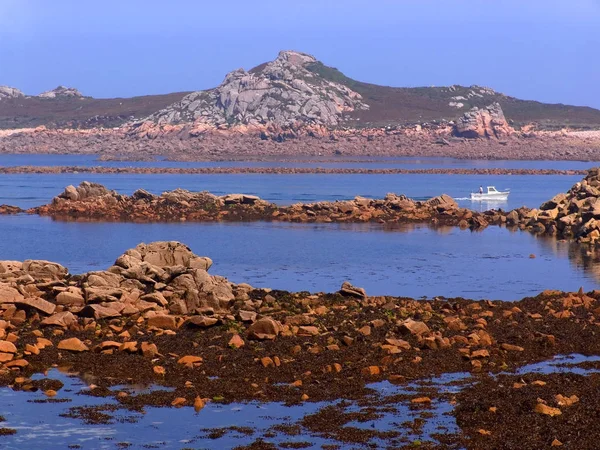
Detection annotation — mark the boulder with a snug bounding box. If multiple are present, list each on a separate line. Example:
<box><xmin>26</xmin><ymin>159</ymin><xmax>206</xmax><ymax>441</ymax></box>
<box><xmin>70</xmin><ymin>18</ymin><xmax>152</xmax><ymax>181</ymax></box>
<box><xmin>339</xmin><ymin>281</ymin><xmax>367</xmax><ymax>300</ymax></box>
<box><xmin>426</xmin><ymin>194</ymin><xmax>457</xmax><ymax>210</ymax></box>
<box><xmin>454</xmin><ymin>103</ymin><xmax>512</xmax><ymax>139</ymax></box>
<box><xmin>22</xmin><ymin>260</ymin><xmax>68</xmax><ymax>281</ymax></box>
<box><xmin>247</xmin><ymin>317</ymin><xmax>283</xmax><ymax>340</ymax></box>
<box><xmin>114</xmin><ymin>241</ymin><xmax>212</xmax><ymax>271</ymax></box>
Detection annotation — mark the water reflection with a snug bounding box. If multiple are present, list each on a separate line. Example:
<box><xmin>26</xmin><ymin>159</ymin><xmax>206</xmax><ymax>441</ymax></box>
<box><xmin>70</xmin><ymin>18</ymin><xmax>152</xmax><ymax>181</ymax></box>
<box><xmin>535</xmin><ymin>236</ymin><xmax>600</xmax><ymax>285</ymax></box>
<box><xmin>468</xmin><ymin>199</ymin><xmax>509</xmax><ymax>213</ymax></box>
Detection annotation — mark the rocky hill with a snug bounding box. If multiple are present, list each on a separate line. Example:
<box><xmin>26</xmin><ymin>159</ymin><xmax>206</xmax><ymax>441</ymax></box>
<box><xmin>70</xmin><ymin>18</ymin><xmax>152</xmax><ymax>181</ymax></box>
<box><xmin>1</xmin><ymin>50</ymin><xmax>600</xmax><ymax>132</ymax></box>
<box><xmin>146</xmin><ymin>51</ymin><xmax>369</xmax><ymax>128</ymax></box>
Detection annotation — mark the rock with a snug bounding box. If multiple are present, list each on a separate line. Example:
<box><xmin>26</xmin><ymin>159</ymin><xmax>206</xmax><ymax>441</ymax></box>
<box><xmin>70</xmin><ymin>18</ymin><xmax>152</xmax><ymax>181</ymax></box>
<box><xmin>115</xmin><ymin>241</ymin><xmax>212</xmax><ymax>271</ymax></box>
<box><xmin>399</xmin><ymin>319</ymin><xmax>430</xmax><ymax>336</ymax></box>
<box><xmin>0</xmin><ymin>86</ymin><xmax>25</xmax><ymax>100</ymax></box>
<box><xmin>0</xmin><ymin>261</ymin><xmax>22</xmax><ymax>274</ymax></box>
<box><xmin>426</xmin><ymin>194</ymin><xmax>457</xmax><ymax>210</ymax></box>
<box><xmin>221</xmin><ymin>194</ymin><xmax>262</xmax><ymax>205</ymax></box>
<box><xmin>79</xmin><ymin>304</ymin><xmax>122</xmax><ymax>320</ymax></box>
<box><xmin>57</xmin><ymin>338</ymin><xmax>89</xmax><ymax>352</ymax></box>
<box><xmin>147</xmin><ymin>314</ymin><xmax>177</xmax><ymax>330</ymax></box>
<box><xmin>228</xmin><ymin>334</ymin><xmax>245</xmax><ymax>348</ymax></box>
<box><xmin>361</xmin><ymin>366</ymin><xmax>381</xmax><ymax>376</ymax></box>
<box><xmin>238</xmin><ymin>310</ymin><xmax>257</xmax><ymax>322</ymax></box>
<box><xmin>385</xmin><ymin>338</ymin><xmax>411</xmax><ymax>350</ymax></box>
<box><xmin>140</xmin><ymin>342</ymin><xmax>159</xmax><ymax>358</ymax></box>
<box><xmin>0</xmin><ymin>340</ymin><xmax>17</xmax><ymax>353</ymax></box>
<box><xmin>411</xmin><ymin>397</ymin><xmax>432</xmax><ymax>404</ymax></box>
<box><xmin>56</xmin><ymin>290</ymin><xmax>85</xmax><ymax>306</ymax></box>
<box><xmin>38</xmin><ymin>86</ymin><xmax>83</xmax><ymax>98</ymax></box>
<box><xmin>171</xmin><ymin>397</ymin><xmax>187</xmax><ymax>407</ymax></box>
<box><xmin>177</xmin><ymin>355</ymin><xmax>203</xmax><ymax>367</ymax></box>
<box><xmin>40</xmin><ymin>311</ymin><xmax>76</xmax><ymax>328</ymax></box>
<box><xmin>15</xmin><ymin>297</ymin><xmax>56</xmax><ymax>315</ymax></box>
<box><xmin>194</xmin><ymin>396</ymin><xmax>206</xmax><ymax>412</ymax></box>
<box><xmin>185</xmin><ymin>315</ymin><xmax>219</xmax><ymax>328</ymax></box>
<box><xmin>0</xmin><ymin>284</ymin><xmax>25</xmax><ymax>303</ymax></box>
<box><xmin>555</xmin><ymin>394</ymin><xmax>579</xmax><ymax>407</ymax></box>
<box><xmin>247</xmin><ymin>317</ymin><xmax>283</xmax><ymax>340</ymax></box>
<box><xmin>454</xmin><ymin>103</ymin><xmax>512</xmax><ymax>139</ymax></box>
<box><xmin>501</xmin><ymin>343</ymin><xmax>524</xmax><ymax>352</ymax></box>
<box><xmin>298</xmin><ymin>326</ymin><xmax>320</xmax><ymax>336</ymax></box>
<box><xmin>534</xmin><ymin>403</ymin><xmax>561</xmax><ymax>417</ymax></box>
<box><xmin>540</xmin><ymin>193</ymin><xmax>568</xmax><ymax>211</ymax></box>
<box><xmin>339</xmin><ymin>281</ymin><xmax>367</xmax><ymax>300</ymax></box>
<box><xmin>22</xmin><ymin>260</ymin><xmax>68</xmax><ymax>281</ymax></box>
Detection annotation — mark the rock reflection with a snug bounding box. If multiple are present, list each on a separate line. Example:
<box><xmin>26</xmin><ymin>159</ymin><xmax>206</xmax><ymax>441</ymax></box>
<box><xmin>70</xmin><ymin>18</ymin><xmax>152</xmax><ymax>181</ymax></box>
<box><xmin>536</xmin><ymin>235</ymin><xmax>600</xmax><ymax>284</ymax></box>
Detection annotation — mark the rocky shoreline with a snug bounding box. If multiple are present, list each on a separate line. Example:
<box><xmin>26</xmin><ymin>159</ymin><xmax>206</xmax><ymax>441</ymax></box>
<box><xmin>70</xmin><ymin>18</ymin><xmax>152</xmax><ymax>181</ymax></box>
<box><xmin>1</xmin><ymin>125</ymin><xmax>600</xmax><ymax>162</ymax></box>
<box><xmin>1</xmin><ymin>241</ymin><xmax>600</xmax><ymax>448</ymax></box>
<box><xmin>0</xmin><ymin>166</ymin><xmax>588</xmax><ymax>176</ymax></box>
<box><xmin>3</xmin><ymin>169</ymin><xmax>600</xmax><ymax>246</ymax></box>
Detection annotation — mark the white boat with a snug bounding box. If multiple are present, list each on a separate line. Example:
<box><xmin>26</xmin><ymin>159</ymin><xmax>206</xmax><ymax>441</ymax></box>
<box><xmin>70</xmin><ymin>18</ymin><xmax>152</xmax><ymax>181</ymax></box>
<box><xmin>470</xmin><ymin>186</ymin><xmax>510</xmax><ymax>201</ymax></box>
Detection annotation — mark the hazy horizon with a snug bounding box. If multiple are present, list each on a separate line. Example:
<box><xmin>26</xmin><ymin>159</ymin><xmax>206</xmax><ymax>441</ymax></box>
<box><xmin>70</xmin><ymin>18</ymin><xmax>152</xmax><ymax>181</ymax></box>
<box><xmin>0</xmin><ymin>0</ymin><xmax>598</xmax><ymax>109</ymax></box>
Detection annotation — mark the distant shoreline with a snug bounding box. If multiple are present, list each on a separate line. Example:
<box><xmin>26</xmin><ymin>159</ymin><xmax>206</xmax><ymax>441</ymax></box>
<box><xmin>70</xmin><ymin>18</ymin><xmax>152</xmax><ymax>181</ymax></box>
<box><xmin>0</xmin><ymin>166</ymin><xmax>588</xmax><ymax>176</ymax></box>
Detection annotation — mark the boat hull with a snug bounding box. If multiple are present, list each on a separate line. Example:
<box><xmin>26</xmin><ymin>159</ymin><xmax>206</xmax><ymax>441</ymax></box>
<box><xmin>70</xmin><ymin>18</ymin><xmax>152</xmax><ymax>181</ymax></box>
<box><xmin>470</xmin><ymin>192</ymin><xmax>509</xmax><ymax>201</ymax></box>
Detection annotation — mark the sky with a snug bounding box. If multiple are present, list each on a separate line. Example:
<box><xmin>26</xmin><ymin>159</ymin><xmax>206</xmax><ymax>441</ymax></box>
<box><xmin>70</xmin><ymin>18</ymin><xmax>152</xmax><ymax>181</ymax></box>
<box><xmin>0</xmin><ymin>0</ymin><xmax>599</xmax><ymax>108</ymax></box>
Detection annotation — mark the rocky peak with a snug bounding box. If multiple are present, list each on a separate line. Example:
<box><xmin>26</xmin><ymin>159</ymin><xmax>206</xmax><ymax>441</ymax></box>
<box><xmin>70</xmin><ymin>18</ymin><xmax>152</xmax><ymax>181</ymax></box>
<box><xmin>453</xmin><ymin>102</ymin><xmax>512</xmax><ymax>139</ymax></box>
<box><xmin>39</xmin><ymin>86</ymin><xmax>84</xmax><ymax>99</ymax></box>
<box><xmin>0</xmin><ymin>86</ymin><xmax>24</xmax><ymax>100</ymax></box>
<box><xmin>143</xmin><ymin>50</ymin><xmax>369</xmax><ymax>128</ymax></box>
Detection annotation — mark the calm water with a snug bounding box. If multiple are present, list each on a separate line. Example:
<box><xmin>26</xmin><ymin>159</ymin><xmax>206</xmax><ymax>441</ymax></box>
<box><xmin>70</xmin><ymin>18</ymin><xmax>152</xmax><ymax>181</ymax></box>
<box><xmin>0</xmin><ymin>216</ymin><xmax>597</xmax><ymax>300</ymax></box>
<box><xmin>0</xmin><ymin>153</ymin><xmax>597</xmax><ymax>169</ymax></box>
<box><xmin>0</xmin><ymin>172</ymin><xmax>580</xmax><ymax>210</ymax></box>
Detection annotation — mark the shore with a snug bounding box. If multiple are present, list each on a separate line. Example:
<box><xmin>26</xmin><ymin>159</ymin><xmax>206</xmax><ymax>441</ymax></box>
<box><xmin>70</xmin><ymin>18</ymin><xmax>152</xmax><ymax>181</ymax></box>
<box><xmin>0</xmin><ymin>241</ymin><xmax>599</xmax><ymax>448</ymax></box>
<box><xmin>1</xmin><ymin>125</ymin><xmax>600</xmax><ymax>161</ymax></box>
<box><xmin>0</xmin><ymin>166</ymin><xmax>588</xmax><ymax>175</ymax></box>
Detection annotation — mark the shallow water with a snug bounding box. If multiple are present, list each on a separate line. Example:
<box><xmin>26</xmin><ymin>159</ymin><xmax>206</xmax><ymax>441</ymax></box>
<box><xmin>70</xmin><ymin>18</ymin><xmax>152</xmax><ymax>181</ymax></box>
<box><xmin>0</xmin><ymin>369</ymin><xmax>462</xmax><ymax>449</ymax></box>
<box><xmin>0</xmin><ymin>216</ymin><xmax>598</xmax><ymax>300</ymax></box>
<box><xmin>0</xmin><ymin>172</ymin><xmax>581</xmax><ymax>210</ymax></box>
<box><xmin>3</xmin><ymin>354</ymin><xmax>597</xmax><ymax>449</ymax></box>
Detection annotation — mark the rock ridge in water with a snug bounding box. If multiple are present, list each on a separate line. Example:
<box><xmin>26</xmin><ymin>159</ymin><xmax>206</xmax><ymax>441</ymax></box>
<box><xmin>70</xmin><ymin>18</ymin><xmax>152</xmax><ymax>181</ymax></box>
<box><xmin>28</xmin><ymin>181</ymin><xmax>494</xmax><ymax>228</ymax></box>
<box><xmin>142</xmin><ymin>50</ymin><xmax>369</xmax><ymax>128</ymax></box>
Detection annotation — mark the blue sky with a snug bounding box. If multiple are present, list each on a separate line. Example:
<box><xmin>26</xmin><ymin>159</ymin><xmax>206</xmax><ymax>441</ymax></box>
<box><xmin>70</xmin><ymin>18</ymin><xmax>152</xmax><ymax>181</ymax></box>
<box><xmin>0</xmin><ymin>0</ymin><xmax>598</xmax><ymax>108</ymax></box>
